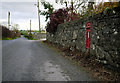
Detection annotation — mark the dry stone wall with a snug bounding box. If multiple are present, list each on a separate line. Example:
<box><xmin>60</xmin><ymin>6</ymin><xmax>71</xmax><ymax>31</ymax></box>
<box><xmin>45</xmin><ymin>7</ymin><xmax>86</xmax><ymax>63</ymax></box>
<box><xmin>47</xmin><ymin>7</ymin><xmax>120</xmax><ymax>71</ymax></box>
<box><xmin>33</xmin><ymin>33</ymin><xmax>46</xmax><ymax>40</ymax></box>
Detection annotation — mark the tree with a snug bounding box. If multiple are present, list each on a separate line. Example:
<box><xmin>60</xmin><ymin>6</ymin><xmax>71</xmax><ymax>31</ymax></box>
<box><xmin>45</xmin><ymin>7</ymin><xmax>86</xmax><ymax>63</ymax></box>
<box><xmin>92</xmin><ymin>2</ymin><xmax>119</xmax><ymax>14</ymax></box>
<box><xmin>55</xmin><ymin>0</ymin><xmax>85</xmax><ymax>13</ymax></box>
<box><xmin>40</xmin><ymin>1</ymin><xmax>54</xmax><ymax>21</ymax></box>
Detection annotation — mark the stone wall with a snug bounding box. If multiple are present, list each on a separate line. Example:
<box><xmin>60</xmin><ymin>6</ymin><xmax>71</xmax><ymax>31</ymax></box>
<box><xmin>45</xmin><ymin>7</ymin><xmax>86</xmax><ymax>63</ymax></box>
<box><xmin>47</xmin><ymin>7</ymin><xmax>120</xmax><ymax>70</ymax></box>
<box><xmin>34</xmin><ymin>33</ymin><xmax>46</xmax><ymax>40</ymax></box>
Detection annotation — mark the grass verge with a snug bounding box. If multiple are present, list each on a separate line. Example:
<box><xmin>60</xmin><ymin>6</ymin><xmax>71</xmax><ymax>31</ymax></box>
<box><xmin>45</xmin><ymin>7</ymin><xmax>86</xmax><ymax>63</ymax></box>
<box><xmin>2</xmin><ymin>37</ymin><xmax>20</xmax><ymax>40</ymax></box>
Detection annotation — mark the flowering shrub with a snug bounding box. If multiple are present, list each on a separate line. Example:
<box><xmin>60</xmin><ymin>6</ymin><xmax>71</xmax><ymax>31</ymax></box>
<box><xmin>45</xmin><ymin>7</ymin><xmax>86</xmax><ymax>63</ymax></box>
<box><xmin>66</xmin><ymin>12</ymin><xmax>79</xmax><ymax>22</ymax></box>
<box><xmin>46</xmin><ymin>8</ymin><xmax>79</xmax><ymax>33</ymax></box>
<box><xmin>46</xmin><ymin>9</ymin><xmax>67</xmax><ymax>33</ymax></box>
<box><xmin>1</xmin><ymin>25</ymin><xmax>21</xmax><ymax>39</ymax></box>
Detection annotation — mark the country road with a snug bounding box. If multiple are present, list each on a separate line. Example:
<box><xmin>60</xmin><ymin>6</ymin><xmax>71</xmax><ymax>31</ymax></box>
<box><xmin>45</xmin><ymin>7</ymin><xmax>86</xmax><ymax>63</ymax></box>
<box><xmin>2</xmin><ymin>36</ymin><xmax>97</xmax><ymax>81</ymax></box>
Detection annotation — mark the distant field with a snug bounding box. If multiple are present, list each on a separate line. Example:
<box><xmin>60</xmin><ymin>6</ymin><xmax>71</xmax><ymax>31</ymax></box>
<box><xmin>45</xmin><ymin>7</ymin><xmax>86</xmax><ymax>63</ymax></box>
<box><xmin>19</xmin><ymin>30</ymin><xmax>46</xmax><ymax>33</ymax></box>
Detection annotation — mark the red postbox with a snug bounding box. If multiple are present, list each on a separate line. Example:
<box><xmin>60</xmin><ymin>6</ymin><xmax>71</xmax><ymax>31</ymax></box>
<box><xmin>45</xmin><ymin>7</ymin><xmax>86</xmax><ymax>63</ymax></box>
<box><xmin>86</xmin><ymin>22</ymin><xmax>90</xmax><ymax>48</ymax></box>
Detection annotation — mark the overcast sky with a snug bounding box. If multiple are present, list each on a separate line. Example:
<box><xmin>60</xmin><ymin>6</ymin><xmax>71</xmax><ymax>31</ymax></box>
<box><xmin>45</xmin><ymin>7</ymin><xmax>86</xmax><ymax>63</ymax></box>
<box><xmin>0</xmin><ymin>0</ymin><xmax>65</xmax><ymax>30</ymax></box>
<box><xmin>0</xmin><ymin>0</ymin><xmax>118</xmax><ymax>30</ymax></box>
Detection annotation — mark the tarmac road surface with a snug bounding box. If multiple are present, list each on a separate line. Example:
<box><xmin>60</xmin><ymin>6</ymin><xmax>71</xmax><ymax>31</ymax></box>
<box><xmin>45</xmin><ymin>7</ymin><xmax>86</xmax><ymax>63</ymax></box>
<box><xmin>2</xmin><ymin>36</ymin><xmax>97</xmax><ymax>81</ymax></box>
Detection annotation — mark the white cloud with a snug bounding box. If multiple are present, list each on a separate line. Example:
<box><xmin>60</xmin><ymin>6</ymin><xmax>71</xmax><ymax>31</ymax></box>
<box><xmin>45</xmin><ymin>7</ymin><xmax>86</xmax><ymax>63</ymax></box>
<box><xmin>1</xmin><ymin>0</ymin><xmax>118</xmax><ymax>30</ymax></box>
<box><xmin>0</xmin><ymin>19</ymin><xmax>7</xmax><ymax>23</ymax></box>
<box><xmin>1</xmin><ymin>0</ymin><xmax>37</xmax><ymax>2</ymax></box>
<box><xmin>15</xmin><ymin>18</ymin><xmax>47</xmax><ymax>30</ymax></box>
<box><xmin>0</xmin><ymin>0</ymin><xmax>66</xmax><ymax>30</ymax></box>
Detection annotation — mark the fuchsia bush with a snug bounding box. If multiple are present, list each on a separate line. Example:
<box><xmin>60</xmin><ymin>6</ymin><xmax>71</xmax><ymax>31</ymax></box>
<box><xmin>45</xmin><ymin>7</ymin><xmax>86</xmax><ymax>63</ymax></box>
<box><xmin>46</xmin><ymin>8</ymin><xmax>79</xmax><ymax>33</ymax></box>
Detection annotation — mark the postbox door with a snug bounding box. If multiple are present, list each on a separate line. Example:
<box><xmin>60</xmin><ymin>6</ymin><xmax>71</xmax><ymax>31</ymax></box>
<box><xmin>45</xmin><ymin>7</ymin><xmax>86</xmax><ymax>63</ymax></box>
<box><xmin>86</xmin><ymin>29</ymin><xmax>90</xmax><ymax>48</ymax></box>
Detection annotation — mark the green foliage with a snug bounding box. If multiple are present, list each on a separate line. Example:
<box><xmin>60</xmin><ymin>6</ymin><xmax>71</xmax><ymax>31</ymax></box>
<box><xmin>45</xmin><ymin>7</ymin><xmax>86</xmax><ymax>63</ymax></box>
<box><xmin>20</xmin><ymin>30</ymin><xmax>39</xmax><ymax>40</ymax></box>
<box><xmin>55</xmin><ymin>1</ymin><xmax>119</xmax><ymax>17</ymax></box>
<box><xmin>27</xmin><ymin>34</ymin><xmax>34</xmax><ymax>40</ymax></box>
<box><xmin>41</xmin><ymin>1</ymin><xmax>54</xmax><ymax>21</ymax></box>
<box><xmin>24</xmin><ymin>33</ymin><xmax>34</xmax><ymax>40</ymax></box>
<box><xmin>20</xmin><ymin>30</ymin><xmax>28</xmax><ymax>35</ymax></box>
<box><xmin>2</xmin><ymin>37</ymin><xmax>13</xmax><ymax>40</ymax></box>
<box><xmin>84</xmin><ymin>2</ymin><xmax>119</xmax><ymax>17</ymax></box>
<box><xmin>22</xmin><ymin>31</ymin><xmax>37</xmax><ymax>40</ymax></box>
<box><xmin>93</xmin><ymin>2</ymin><xmax>119</xmax><ymax>14</ymax></box>
<box><xmin>55</xmin><ymin>0</ymin><xmax>85</xmax><ymax>13</ymax></box>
